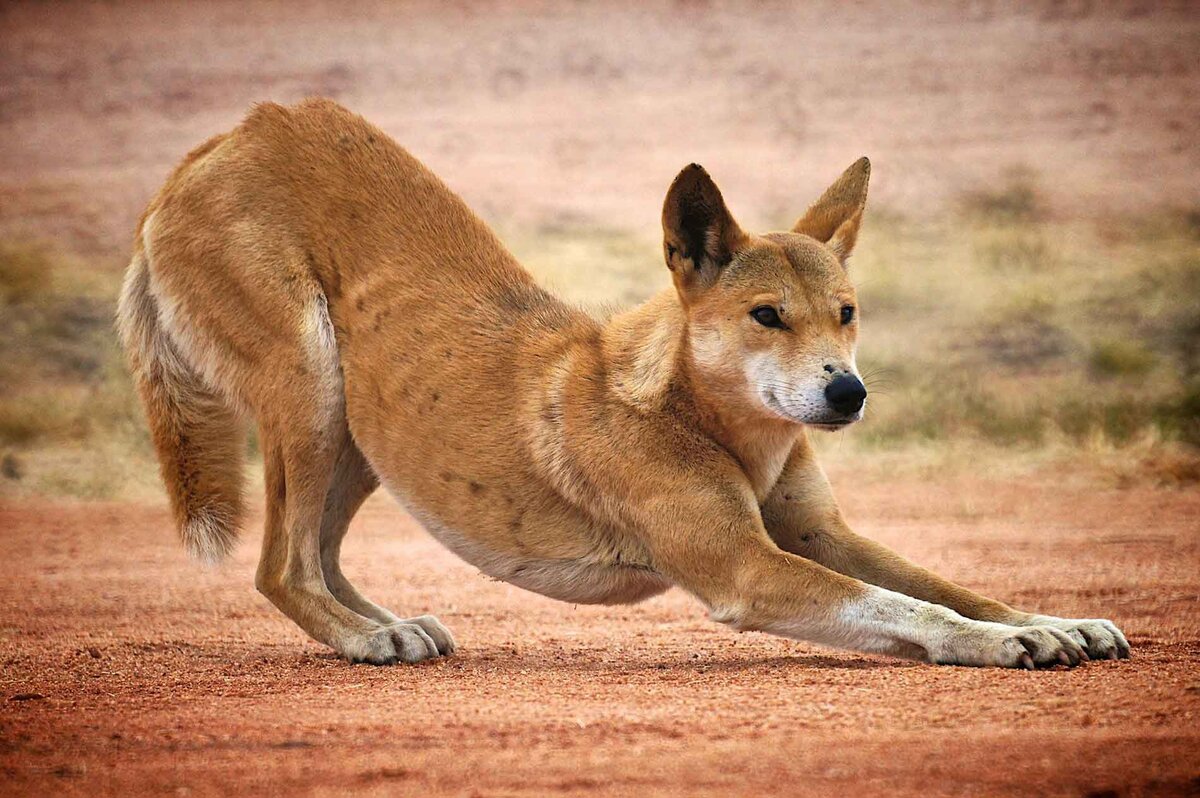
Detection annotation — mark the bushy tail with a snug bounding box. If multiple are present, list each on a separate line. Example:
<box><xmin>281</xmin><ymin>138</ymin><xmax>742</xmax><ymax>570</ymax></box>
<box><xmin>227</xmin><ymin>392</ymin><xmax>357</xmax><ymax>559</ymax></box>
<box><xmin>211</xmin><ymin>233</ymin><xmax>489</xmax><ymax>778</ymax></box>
<box><xmin>117</xmin><ymin>251</ymin><xmax>244</xmax><ymax>564</ymax></box>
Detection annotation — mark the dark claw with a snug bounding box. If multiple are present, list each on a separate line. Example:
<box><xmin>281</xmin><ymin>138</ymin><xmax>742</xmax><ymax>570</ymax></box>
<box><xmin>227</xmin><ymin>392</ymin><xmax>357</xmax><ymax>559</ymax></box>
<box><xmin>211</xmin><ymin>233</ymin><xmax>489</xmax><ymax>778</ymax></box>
<box><xmin>1019</xmin><ymin>652</ymin><xmax>1035</xmax><ymax>670</ymax></box>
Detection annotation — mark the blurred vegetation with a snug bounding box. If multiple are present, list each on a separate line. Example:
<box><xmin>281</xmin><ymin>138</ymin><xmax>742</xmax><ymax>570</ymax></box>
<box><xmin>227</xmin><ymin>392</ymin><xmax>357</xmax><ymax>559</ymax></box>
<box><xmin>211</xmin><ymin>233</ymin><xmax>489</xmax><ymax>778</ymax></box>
<box><xmin>848</xmin><ymin>173</ymin><xmax>1200</xmax><ymax>478</ymax></box>
<box><xmin>0</xmin><ymin>241</ymin><xmax>153</xmax><ymax>498</ymax></box>
<box><xmin>2</xmin><ymin>173</ymin><xmax>1199</xmax><ymax>498</ymax></box>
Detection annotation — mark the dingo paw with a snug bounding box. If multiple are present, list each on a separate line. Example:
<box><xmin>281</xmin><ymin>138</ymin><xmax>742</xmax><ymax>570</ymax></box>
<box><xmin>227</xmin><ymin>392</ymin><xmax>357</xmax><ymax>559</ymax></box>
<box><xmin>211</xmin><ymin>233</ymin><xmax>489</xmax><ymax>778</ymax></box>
<box><xmin>932</xmin><ymin>621</ymin><xmax>1087</xmax><ymax>669</ymax></box>
<box><xmin>1020</xmin><ymin>615</ymin><xmax>1130</xmax><ymax>661</ymax></box>
<box><xmin>394</xmin><ymin>614</ymin><xmax>457</xmax><ymax>657</ymax></box>
<box><xmin>343</xmin><ymin>616</ymin><xmax>456</xmax><ymax>664</ymax></box>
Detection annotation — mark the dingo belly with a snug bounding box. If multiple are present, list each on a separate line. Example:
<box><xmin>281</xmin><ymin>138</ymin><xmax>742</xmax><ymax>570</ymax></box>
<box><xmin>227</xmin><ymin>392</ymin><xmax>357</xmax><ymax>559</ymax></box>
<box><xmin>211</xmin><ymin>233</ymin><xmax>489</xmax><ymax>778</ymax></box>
<box><xmin>383</xmin><ymin>484</ymin><xmax>671</xmax><ymax>606</ymax></box>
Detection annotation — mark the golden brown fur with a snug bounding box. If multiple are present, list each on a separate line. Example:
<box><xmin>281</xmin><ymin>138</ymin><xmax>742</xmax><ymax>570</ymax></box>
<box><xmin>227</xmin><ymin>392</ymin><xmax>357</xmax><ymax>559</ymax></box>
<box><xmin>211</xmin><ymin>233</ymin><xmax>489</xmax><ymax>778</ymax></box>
<box><xmin>118</xmin><ymin>99</ymin><xmax>1129</xmax><ymax>667</ymax></box>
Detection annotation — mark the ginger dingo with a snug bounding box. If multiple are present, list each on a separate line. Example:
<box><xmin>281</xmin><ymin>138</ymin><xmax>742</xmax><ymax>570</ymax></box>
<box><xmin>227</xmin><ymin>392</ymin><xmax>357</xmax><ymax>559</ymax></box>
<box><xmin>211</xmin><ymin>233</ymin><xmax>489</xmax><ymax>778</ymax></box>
<box><xmin>118</xmin><ymin>99</ymin><xmax>1129</xmax><ymax>667</ymax></box>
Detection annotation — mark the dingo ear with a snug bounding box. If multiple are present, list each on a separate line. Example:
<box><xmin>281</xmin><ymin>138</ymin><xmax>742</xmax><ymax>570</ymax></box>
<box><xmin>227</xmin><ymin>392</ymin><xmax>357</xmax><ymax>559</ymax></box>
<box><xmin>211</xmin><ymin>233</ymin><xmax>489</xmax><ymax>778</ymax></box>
<box><xmin>793</xmin><ymin>157</ymin><xmax>870</xmax><ymax>263</ymax></box>
<box><xmin>662</xmin><ymin>164</ymin><xmax>747</xmax><ymax>293</ymax></box>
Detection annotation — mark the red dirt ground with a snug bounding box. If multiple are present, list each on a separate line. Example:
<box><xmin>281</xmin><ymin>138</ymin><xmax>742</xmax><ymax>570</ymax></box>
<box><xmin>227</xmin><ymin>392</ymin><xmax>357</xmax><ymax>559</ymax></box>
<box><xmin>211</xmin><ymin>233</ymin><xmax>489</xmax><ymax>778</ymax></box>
<box><xmin>2</xmin><ymin>2</ymin><xmax>1199</xmax><ymax>795</ymax></box>
<box><xmin>2</xmin><ymin>472</ymin><xmax>1198</xmax><ymax>796</ymax></box>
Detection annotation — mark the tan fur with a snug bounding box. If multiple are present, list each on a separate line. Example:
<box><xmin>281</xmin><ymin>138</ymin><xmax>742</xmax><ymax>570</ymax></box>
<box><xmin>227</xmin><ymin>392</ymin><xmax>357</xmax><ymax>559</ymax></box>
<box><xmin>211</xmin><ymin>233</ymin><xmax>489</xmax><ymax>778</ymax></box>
<box><xmin>118</xmin><ymin>245</ymin><xmax>243</xmax><ymax>563</ymax></box>
<box><xmin>118</xmin><ymin>99</ymin><xmax>1129</xmax><ymax>667</ymax></box>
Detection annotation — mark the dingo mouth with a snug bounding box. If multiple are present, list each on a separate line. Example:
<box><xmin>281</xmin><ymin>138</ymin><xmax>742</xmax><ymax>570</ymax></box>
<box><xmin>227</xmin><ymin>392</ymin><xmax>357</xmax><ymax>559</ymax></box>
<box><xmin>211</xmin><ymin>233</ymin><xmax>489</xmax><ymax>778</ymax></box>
<box><xmin>806</xmin><ymin>419</ymin><xmax>856</xmax><ymax>431</ymax></box>
<box><xmin>763</xmin><ymin>392</ymin><xmax>860</xmax><ymax>429</ymax></box>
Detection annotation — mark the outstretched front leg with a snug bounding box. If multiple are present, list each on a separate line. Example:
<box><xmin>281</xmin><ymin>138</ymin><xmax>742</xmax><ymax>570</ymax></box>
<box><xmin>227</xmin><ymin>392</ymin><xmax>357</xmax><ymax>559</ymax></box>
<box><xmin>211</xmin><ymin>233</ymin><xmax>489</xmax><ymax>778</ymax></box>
<box><xmin>637</xmin><ymin>480</ymin><xmax>1088</xmax><ymax>669</ymax></box>
<box><xmin>760</xmin><ymin>438</ymin><xmax>1130</xmax><ymax>661</ymax></box>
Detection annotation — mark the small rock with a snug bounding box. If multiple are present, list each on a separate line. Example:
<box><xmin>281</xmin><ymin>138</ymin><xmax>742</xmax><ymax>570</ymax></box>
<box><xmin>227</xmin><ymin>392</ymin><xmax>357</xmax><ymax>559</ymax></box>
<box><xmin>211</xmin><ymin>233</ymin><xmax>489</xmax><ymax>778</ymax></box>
<box><xmin>10</xmin><ymin>693</ymin><xmax>45</xmax><ymax>701</ymax></box>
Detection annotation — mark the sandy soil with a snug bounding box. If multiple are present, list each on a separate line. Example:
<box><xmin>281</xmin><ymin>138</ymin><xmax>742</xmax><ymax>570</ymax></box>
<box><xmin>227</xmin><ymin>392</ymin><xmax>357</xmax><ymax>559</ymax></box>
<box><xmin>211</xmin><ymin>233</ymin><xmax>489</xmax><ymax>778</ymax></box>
<box><xmin>2</xmin><ymin>471</ymin><xmax>1198</xmax><ymax>796</ymax></box>
<box><xmin>2</xmin><ymin>3</ymin><xmax>1199</xmax><ymax>795</ymax></box>
<box><xmin>2</xmin><ymin>1</ymin><xmax>1198</xmax><ymax>261</ymax></box>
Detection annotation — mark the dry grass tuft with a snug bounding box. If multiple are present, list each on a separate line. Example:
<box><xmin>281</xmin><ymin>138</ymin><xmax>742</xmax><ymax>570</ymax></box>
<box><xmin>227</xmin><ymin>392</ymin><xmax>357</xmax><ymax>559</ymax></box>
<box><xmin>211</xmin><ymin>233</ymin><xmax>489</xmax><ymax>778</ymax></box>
<box><xmin>0</xmin><ymin>240</ymin><xmax>55</xmax><ymax>304</ymax></box>
<box><xmin>0</xmin><ymin>241</ymin><xmax>154</xmax><ymax>499</ymax></box>
<box><xmin>960</xmin><ymin>167</ymin><xmax>1044</xmax><ymax>223</ymax></box>
<box><xmin>1090</xmin><ymin>340</ymin><xmax>1157</xmax><ymax>378</ymax></box>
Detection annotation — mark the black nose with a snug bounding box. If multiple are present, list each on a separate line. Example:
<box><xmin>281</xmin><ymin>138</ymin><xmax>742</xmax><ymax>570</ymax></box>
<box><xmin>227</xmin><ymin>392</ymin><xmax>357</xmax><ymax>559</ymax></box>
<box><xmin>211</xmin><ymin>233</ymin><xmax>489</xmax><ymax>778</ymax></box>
<box><xmin>825</xmin><ymin>374</ymin><xmax>867</xmax><ymax>415</ymax></box>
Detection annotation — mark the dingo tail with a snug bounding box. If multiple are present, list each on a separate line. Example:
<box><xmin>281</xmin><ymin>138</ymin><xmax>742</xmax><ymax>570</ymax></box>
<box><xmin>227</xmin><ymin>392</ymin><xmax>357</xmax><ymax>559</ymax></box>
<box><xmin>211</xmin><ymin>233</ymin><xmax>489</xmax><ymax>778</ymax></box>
<box><xmin>117</xmin><ymin>249</ymin><xmax>244</xmax><ymax>564</ymax></box>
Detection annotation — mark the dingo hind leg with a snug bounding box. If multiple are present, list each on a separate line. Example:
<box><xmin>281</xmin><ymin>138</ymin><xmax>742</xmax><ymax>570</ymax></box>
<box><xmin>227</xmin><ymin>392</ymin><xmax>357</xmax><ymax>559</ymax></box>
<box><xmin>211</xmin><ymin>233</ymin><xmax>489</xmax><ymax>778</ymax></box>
<box><xmin>254</xmin><ymin>421</ymin><xmax>439</xmax><ymax>664</ymax></box>
<box><xmin>126</xmin><ymin>206</ymin><xmax>447</xmax><ymax>664</ymax></box>
<box><xmin>249</xmin><ymin>303</ymin><xmax>450</xmax><ymax>665</ymax></box>
<box><xmin>317</xmin><ymin>432</ymin><xmax>457</xmax><ymax>654</ymax></box>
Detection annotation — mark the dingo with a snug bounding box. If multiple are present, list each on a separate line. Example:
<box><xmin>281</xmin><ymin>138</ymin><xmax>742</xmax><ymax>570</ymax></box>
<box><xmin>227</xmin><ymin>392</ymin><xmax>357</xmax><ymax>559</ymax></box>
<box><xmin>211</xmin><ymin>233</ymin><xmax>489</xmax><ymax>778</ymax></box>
<box><xmin>118</xmin><ymin>99</ymin><xmax>1129</xmax><ymax>667</ymax></box>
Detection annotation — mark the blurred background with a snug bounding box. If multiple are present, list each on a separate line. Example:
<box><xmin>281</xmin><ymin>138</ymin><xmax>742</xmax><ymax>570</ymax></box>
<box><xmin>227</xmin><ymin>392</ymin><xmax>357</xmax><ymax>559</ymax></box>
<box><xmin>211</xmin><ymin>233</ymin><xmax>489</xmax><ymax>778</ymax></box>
<box><xmin>1</xmin><ymin>0</ymin><xmax>1197</xmax><ymax>499</ymax></box>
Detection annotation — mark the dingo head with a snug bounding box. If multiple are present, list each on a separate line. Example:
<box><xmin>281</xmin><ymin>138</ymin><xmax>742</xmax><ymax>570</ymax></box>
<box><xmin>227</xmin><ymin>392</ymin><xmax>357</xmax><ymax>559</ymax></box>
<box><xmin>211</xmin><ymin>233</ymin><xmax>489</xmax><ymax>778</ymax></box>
<box><xmin>663</xmin><ymin>158</ymin><xmax>870</xmax><ymax>430</ymax></box>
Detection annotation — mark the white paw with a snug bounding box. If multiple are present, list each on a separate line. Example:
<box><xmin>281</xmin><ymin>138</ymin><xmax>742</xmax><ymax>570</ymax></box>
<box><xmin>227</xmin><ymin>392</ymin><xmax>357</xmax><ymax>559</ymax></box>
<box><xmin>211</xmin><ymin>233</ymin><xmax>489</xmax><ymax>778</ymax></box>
<box><xmin>395</xmin><ymin>614</ymin><xmax>457</xmax><ymax>657</ymax></box>
<box><xmin>1021</xmin><ymin>615</ymin><xmax>1130</xmax><ymax>660</ymax></box>
<box><xmin>932</xmin><ymin>621</ymin><xmax>1087</xmax><ymax>669</ymax></box>
<box><xmin>340</xmin><ymin>616</ymin><xmax>456</xmax><ymax>665</ymax></box>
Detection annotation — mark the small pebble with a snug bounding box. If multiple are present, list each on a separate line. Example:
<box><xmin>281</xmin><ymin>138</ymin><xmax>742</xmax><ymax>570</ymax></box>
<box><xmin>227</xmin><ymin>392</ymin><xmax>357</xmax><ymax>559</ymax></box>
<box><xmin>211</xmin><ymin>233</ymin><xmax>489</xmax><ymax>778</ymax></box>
<box><xmin>10</xmin><ymin>693</ymin><xmax>45</xmax><ymax>701</ymax></box>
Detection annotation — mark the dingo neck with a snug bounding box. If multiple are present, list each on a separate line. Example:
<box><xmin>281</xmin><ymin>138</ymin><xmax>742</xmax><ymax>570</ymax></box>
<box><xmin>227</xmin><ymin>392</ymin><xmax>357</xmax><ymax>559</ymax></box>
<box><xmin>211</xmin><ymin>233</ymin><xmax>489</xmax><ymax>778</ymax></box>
<box><xmin>601</xmin><ymin>289</ymin><xmax>798</xmax><ymax>499</ymax></box>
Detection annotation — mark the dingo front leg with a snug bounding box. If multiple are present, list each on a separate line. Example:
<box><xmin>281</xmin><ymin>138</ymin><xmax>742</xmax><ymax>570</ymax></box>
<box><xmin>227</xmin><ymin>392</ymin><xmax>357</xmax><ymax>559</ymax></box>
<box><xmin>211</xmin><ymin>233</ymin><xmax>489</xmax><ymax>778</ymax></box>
<box><xmin>762</xmin><ymin>441</ymin><xmax>1129</xmax><ymax>662</ymax></box>
<box><xmin>830</xmin><ymin>586</ymin><xmax>1088</xmax><ymax>668</ymax></box>
<box><xmin>645</xmin><ymin>493</ymin><xmax>1085</xmax><ymax>668</ymax></box>
<box><xmin>762</xmin><ymin>512</ymin><xmax>1117</xmax><ymax>663</ymax></box>
<box><xmin>714</xmin><ymin>559</ymin><xmax>1086</xmax><ymax>668</ymax></box>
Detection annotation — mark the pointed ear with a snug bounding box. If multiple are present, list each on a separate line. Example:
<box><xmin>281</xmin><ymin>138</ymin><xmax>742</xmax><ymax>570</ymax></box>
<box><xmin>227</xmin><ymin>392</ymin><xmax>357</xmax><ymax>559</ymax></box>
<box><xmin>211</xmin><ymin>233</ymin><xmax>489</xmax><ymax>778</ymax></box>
<box><xmin>662</xmin><ymin>164</ymin><xmax>747</xmax><ymax>293</ymax></box>
<box><xmin>793</xmin><ymin>157</ymin><xmax>870</xmax><ymax>263</ymax></box>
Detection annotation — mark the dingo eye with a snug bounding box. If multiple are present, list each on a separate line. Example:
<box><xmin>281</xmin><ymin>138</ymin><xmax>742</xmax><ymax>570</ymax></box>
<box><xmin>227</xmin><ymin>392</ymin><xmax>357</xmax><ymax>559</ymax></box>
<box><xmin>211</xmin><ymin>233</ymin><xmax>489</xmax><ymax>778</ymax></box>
<box><xmin>751</xmin><ymin>306</ymin><xmax>785</xmax><ymax>329</ymax></box>
<box><xmin>840</xmin><ymin>305</ymin><xmax>856</xmax><ymax>325</ymax></box>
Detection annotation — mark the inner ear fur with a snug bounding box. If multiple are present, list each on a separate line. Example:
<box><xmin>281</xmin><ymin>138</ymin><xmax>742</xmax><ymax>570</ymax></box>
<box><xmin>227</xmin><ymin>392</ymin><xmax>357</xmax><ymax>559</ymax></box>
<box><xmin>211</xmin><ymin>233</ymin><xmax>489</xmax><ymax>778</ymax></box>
<box><xmin>662</xmin><ymin>164</ymin><xmax>747</xmax><ymax>290</ymax></box>
<box><xmin>793</xmin><ymin>156</ymin><xmax>870</xmax><ymax>262</ymax></box>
